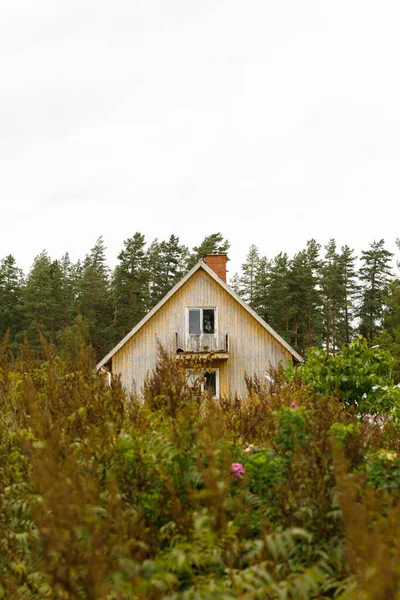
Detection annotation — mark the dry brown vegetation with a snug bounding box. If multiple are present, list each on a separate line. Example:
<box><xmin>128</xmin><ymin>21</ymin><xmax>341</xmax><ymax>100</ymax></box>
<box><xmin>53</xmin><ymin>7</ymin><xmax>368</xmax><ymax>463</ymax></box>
<box><xmin>0</xmin><ymin>341</ymin><xmax>400</xmax><ymax>598</ymax></box>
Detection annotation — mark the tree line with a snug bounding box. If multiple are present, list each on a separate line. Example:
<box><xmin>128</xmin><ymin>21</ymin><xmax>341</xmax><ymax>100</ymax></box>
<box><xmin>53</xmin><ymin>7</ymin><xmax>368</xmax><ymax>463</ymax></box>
<box><xmin>233</xmin><ymin>238</ymin><xmax>400</xmax><ymax>377</ymax></box>
<box><xmin>0</xmin><ymin>233</ymin><xmax>229</xmax><ymax>361</ymax></box>
<box><xmin>0</xmin><ymin>233</ymin><xmax>399</xmax><ymax>372</ymax></box>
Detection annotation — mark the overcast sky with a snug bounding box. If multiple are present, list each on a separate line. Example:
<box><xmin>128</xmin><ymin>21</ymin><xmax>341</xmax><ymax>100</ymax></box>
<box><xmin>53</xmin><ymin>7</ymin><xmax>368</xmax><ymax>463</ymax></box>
<box><xmin>1</xmin><ymin>0</ymin><xmax>399</xmax><ymax>278</ymax></box>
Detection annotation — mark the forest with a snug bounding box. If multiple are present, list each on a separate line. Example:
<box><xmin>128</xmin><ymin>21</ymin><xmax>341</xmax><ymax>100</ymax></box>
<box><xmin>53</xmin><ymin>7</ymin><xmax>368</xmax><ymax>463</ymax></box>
<box><xmin>0</xmin><ymin>232</ymin><xmax>399</xmax><ymax>375</ymax></box>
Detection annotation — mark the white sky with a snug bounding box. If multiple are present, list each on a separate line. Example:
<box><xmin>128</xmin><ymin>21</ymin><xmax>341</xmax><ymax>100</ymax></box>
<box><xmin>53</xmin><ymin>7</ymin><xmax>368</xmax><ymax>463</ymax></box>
<box><xmin>1</xmin><ymin>0</ymin><xmax>399</xmax><ymax>278</ymax></box>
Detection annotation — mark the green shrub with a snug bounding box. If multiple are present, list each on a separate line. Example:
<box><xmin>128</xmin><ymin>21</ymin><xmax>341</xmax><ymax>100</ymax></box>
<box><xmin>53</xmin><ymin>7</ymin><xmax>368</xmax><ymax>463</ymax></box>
<box><xmin>290</xmin><ymin>337</ymin><xmax>400</xmax><ymax>415</ymax></box>
<box><xmin>244</xmin><ymin>449</ymin><xmax>283</xmax><ymax>502</ymax></box>
<box><xmin>366</xmin><ymin>449</ymin><xmax>400</xmax><ymax>492</ymax></box>
<box><xmin>274</xmin><ymin>406</ymin><xmax>308</xmax><ymax>454</ymax></box>
<box><xmin>0</xmin><ymin>341</ymin><xmax>399</xmax><ymax>598</ymax></box>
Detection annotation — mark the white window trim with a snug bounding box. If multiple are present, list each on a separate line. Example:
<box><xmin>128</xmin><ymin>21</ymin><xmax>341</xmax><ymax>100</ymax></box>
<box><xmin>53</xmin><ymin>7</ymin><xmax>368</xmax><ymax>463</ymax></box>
<box><xmin>185</xmin><ymin>306</ymin><xmax>218</xmax><ymax>348</ymax></box>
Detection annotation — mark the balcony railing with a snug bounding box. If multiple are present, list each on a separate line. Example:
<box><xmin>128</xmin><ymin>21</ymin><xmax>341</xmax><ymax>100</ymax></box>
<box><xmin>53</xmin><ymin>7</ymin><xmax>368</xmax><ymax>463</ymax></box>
<box><xmin>175</xmin><ymin>332</ymin><xmax>229</xmax><ymax>354</ymax></box>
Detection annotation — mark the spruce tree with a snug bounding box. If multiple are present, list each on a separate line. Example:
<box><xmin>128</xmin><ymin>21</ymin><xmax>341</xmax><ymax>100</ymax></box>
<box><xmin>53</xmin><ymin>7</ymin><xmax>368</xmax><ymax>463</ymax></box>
<box><xmin>22</xmin><ymin>251</ymin><xmax>63</xmax><ymax>350</ymax></box>
<box><xmin>0</xmin><ymin>254</ymin><xmax>24</xmax><ymax>349</ymax></box>
<box><xmin>358</xmin><ymin>239</ymin><xmax>394</xmax><ymax>341</ymax></box>
<box><xmin>238</xmin><ymin>245</ymin><xmax>261</xmax><ymax>308</ymax></box>
<box><xmin>112</xmin><ymin>232</ymin><xmax>148</xmax><ymax>341</ymax></box>
<box><xmin>79</xmin><ymin>237</ymin><xmax>112</xmax><ymax>360</ymax></box>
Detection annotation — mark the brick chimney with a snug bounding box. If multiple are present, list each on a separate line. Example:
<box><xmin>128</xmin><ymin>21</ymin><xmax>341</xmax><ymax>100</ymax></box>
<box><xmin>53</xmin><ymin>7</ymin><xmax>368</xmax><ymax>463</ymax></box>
<box><xmin>204</xmin><ymin>254</ymin><xmax>227</xmax><ymax>283</ymax></box>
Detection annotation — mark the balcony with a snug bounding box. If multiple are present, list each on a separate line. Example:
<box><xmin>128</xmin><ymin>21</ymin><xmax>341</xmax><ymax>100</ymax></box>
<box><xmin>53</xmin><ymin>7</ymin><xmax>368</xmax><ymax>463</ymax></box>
<box><xmin>174</xmin><ymin>332</ymin><xmax>229</xmax><ymax>359</ymax></box>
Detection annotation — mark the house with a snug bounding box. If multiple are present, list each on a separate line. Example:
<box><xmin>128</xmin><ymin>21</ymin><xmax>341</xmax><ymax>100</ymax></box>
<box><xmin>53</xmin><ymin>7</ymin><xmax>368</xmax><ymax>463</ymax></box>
<box><xmin>96</xmin><ymin>255</ymin><xmax>303</xmax><ymax>398</ymax></box>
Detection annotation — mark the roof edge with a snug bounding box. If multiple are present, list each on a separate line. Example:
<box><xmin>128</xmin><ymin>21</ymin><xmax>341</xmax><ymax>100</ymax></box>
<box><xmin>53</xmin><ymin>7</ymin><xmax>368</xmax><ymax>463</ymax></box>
<box><xmin>96</xmin><ymin>261</ymin><xmax>206</xmax><ymax>369</ymax></box>
<box><xmin>199</xmin><ymin>262</ymin><xmax>304</xmax><ymax>363</ymax></box>
<box><xmin>96</xmin><ymin>260</ymin><xmax>303</xmax><ymax>369</ymax></box>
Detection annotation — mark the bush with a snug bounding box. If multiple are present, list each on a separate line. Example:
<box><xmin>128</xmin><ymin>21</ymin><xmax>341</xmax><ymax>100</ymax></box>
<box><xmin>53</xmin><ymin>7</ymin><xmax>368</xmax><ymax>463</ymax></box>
<box><xmin>290</xmin><ymin>337</ymin><xmax>400</xmax><ymax>415</ymax></box>
<box><xmin>0</xmin><ymin>342</ymin><xmax>399</xmax><ymax>597</ymax></box>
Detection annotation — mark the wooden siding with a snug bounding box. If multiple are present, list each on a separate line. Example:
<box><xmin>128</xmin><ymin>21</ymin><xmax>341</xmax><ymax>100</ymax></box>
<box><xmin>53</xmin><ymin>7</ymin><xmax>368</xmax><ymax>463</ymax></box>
<box><xmin>112</xmin><ymin>269</ymin><xmax>291</xmax><ymax>398</ymax></box>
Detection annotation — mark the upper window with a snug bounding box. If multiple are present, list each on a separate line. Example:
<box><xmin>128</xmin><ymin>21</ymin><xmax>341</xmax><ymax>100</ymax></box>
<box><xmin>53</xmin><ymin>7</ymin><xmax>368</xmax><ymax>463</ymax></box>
<box><xmin>188</xmin><ymin>308</ymin><xmax>215</xmax><ymax>335</ymax></box>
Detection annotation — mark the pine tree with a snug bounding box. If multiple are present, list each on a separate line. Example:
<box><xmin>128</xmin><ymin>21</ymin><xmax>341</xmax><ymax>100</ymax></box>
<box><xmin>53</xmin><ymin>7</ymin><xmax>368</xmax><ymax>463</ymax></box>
<box><xmin>49</xmin><ymin>259</ymin><xmax>65</xmax><ymax>331</ymax></box>
<box><xmin>79</xmin><ymin>237</ymin><xmax>112</xmax><ymax>360</ymax></box>
<box><xmin>320</xmin><ymin>240</ymin><xmax>353</xmax><ymax>354</ymax></box>
<box><xmin>146</xmin><ymin>239</ymin><xmax>163</xmax><ymax>308</ymax></box>
<box><xmin>252</xmin><ymin>255</ymin><xmax>272</xmax><ymax>322</ymax></box>
<box><xmin>22</xmin><ymin>251</ymin><xmax>63</xmax><ymax>349</ymax></box>
<box><xmin>379</xmin><ymin>239</ymin><xmax>400</xmax><ymax>380</ymax></box>
<box><xmin>160</xmin><ymin>234</ymin><xmax>189</xmax><ymax>289</ymax></box>
<box><xmin>187</xmin><ymin>233</ymin><xmax>230</xmax><ymax>269</ymax></box>
<box><xmin>0</xmin><ymin>255</ymin><xmax>24</xmax><ymax>349</ymax></box>
<box><xmin>263</xmin><ymin>252</ymin><xmax>291</xmax><ymax>340</ymax></box>
<box><xmin>338</xmin><ymin>245</ymin><xmax>358</xmax><ymax>344</ymax></box>
<box><xmin>287</xmin><ymin>240</ymin><xmax>322</xmax><ymax>353</ymax></box>
<box><xmin>287</xmin><ymin>250</ymin><xmax>309</xmax><ymax>352</ymax></box>
<box><xmin>304</xmin><ymin>239</ymin><xmax>323</xmax><ymax>349</ymax></box>
<box><xmin>147</xmin><ymin>235</ymin><xmax>188</xmax><ymax>307</ymax></box>
<box><xmin>112</xmin><ymin>232</ymin><xmax>148</xmax><ymax>341</ymax></box>
<box><xmin>56</xmin><ymin>314</ymin><xmax>91</xmax><ymax>362</ymax></box>
<box><xmin>238</xmin><ymin>245</ymin><xmax>261</xmax><ymax>308</ymax></box>
<box><xmin>229</xmin><ymin>272</ymin><xmax>241</xmax><ymax>294</ymax></box>
<box><xmin>358</xmin><ymin>239</ymin><xmax>394</xmax><ymax>341</ymax></box>
<box><xmin>320</xmin><ymin>240</ymin><xmax>338</xmax><ymax>354</ymax></box>
<box><xmin>381</xmin><ymin>277</ymin><xmax>400</xmax><ymax>381</ymax></box>
<box><xmin>59</xmin><ymin>253</ymin><xmax>81</xmax><ymax>329</ymax></box>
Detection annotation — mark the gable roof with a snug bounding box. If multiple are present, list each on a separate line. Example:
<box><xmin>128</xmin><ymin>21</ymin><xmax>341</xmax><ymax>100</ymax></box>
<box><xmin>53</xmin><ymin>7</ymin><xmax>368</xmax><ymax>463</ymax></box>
<box><xmin>97</xmin><ymin>260</ymin><xmax>303</xmax><ymax>369</ymax></box>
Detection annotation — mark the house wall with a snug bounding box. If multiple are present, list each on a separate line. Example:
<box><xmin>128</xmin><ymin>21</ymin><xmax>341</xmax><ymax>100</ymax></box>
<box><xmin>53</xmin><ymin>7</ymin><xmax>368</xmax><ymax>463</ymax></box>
<box><xmin>112</xmin><ymin>269</ymin><xmax>291</xmax><ymax>398</ymax></box>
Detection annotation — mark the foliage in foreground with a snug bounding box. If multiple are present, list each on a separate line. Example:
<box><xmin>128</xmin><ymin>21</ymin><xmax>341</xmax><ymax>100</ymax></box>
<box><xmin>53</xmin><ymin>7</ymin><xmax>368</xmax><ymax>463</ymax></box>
<box><xmin>1</xmin><ymin>344</ymin><xmax>400</xmax><ymax>598</ymax></box>
<box><xmin>288</xmin><ymin>337</ymin><xmax>400</xmax><ymax>416</ymax></box>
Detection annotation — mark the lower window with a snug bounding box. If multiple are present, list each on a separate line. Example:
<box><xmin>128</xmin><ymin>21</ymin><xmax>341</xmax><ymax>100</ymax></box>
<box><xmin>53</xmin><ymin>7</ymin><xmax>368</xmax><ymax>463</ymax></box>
<box><xmin>187</xmin><ymin>368</ymin><xmax>219</xmax><ymax>399</ymax></box>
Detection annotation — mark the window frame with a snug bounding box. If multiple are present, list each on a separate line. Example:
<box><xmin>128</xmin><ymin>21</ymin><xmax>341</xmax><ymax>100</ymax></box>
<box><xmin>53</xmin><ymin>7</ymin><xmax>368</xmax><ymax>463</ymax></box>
<box><xmin>186</xmin><ymin>367</ymin><xmax>220</xmax><ymax>399</ymax></box>
<box><xmin>186</xmin><ymin>306</ymin><xmax>218</xmax><ymax>337</ymax></box>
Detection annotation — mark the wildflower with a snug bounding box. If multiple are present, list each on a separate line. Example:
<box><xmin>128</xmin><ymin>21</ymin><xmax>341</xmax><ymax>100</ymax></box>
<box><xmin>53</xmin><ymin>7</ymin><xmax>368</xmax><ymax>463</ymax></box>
<box><xmin>231</xmin><ymin>463</ymin><xmax>246</xmax><ymax>479</ymax></box>
<box><xmin>244</xmin><ymin>443</ymin><xmax>254</xmax><ymax>454</ymax></box>
<box><xmin>290</xmin><ymin>401</ymin><xmax>299</xmax><ymax>409</ymax></box>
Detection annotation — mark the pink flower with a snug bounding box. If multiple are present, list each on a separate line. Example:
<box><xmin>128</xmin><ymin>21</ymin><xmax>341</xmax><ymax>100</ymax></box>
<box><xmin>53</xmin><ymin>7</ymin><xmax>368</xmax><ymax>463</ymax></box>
<box><xmin>290</xmin><ymin>401</ymin><xmax>299</xmax><ymax>409</ymax></box>
<box><xmin>231</xmin><ymin>463</ymin><xmax>246</xmax><ymax>479</ymax></box>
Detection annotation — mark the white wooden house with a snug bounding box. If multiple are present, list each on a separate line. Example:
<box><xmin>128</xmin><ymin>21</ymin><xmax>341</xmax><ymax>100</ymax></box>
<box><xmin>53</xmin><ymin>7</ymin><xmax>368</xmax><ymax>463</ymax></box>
<box><xmin>97</xmin><ymin>255</ymin><xmax>303</xmax><ymax>398</ymax></box>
